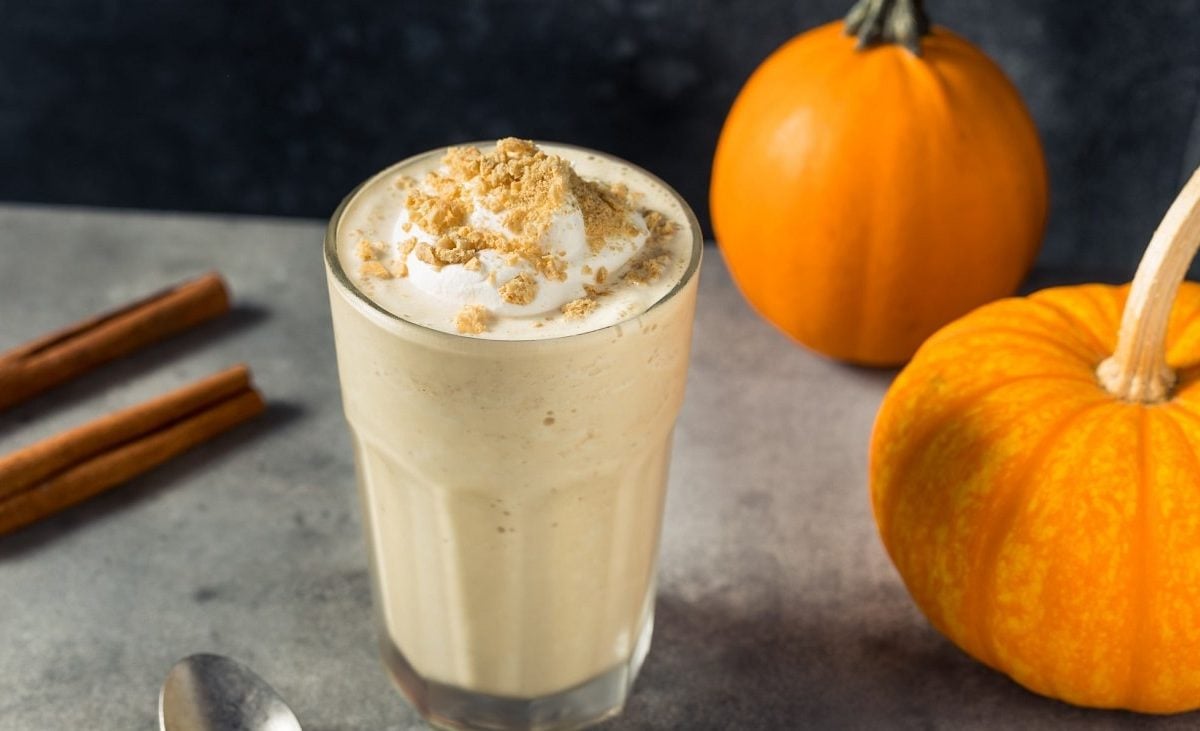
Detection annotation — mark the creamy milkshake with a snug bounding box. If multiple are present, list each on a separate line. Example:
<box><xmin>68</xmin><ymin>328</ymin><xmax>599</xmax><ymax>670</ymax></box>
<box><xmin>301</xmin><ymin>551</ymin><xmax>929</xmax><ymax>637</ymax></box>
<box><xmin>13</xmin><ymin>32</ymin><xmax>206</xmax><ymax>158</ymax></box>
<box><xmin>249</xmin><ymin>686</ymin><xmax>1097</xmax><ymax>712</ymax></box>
<box><xmin>324</xmin><ymin>139</ymin><xmax>701</xmax><ymax>730</ymax></box>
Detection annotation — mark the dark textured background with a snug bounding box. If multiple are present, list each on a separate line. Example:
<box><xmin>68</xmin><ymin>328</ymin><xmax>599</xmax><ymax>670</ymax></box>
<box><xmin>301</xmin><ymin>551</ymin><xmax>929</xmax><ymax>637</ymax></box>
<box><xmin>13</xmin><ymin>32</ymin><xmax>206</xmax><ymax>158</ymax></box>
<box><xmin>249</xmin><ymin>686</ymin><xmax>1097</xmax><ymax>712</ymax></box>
<box><xmin>4</xmin><ymin>0</ymin><xmax>1200</xmax><ymax>272</ymax></box>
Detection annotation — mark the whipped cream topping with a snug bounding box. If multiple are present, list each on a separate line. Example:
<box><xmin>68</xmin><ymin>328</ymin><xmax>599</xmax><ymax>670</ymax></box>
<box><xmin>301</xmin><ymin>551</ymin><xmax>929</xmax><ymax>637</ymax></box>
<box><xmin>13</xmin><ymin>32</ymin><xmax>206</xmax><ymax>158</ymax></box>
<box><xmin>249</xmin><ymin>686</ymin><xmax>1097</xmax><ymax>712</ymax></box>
<box><xmin>339</xmin><ymin>139</ymin><xmax>691</xmax><ymax>339</ymax></box>
<box><xmin>397</xmin><ymin>147</ymin><xmax>651</xmax><ymax>318</ymax></box>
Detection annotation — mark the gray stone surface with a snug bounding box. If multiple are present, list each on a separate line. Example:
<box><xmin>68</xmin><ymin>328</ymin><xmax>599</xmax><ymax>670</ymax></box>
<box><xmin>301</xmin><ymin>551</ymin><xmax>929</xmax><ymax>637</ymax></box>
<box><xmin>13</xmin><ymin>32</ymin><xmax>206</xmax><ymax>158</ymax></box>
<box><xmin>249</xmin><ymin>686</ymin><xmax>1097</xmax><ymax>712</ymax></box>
<box><xmin>0</xmin><ymin>204</ymin><xmax>1194</xmax><ymax>729</ymax></box>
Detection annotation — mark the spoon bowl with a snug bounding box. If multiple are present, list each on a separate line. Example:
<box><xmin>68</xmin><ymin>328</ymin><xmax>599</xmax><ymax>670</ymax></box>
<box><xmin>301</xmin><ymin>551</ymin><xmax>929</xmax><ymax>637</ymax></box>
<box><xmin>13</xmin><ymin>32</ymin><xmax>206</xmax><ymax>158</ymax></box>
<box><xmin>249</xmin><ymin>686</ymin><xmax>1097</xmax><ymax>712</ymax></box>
<box><xmin>159</xmin><ymin>653</ymin><xmax>302</xmax><ymax>731</ymax></box>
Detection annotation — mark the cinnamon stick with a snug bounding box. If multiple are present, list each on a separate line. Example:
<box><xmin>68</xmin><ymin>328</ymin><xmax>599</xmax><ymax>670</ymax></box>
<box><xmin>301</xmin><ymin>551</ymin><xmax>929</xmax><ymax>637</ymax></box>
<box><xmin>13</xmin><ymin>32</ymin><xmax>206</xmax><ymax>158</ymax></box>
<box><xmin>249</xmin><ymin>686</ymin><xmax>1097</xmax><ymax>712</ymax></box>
<box><xmin>0</xmin><ymin>365</ymin><xmax>252</xmax><ymax>500</ymax></box>
<box><xmin>0</xmin><ymin>366</ymin><xmax>264</xmax><ymax>537</ymax></box>
<box><xmin>0</xmin><ymin>273</ymin><xmax>230</xmax><ymax>411</ymax></box>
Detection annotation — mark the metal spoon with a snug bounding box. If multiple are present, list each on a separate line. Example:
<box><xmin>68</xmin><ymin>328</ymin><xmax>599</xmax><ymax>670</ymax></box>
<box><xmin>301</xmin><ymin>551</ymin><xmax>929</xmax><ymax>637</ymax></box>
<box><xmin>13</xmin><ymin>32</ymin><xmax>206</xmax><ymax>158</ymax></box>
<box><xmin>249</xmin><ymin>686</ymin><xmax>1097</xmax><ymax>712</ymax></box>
<box><xmin>159</xmin><ymin>653</ymin><xmax>302</xmax><ymax>731</ymax></box>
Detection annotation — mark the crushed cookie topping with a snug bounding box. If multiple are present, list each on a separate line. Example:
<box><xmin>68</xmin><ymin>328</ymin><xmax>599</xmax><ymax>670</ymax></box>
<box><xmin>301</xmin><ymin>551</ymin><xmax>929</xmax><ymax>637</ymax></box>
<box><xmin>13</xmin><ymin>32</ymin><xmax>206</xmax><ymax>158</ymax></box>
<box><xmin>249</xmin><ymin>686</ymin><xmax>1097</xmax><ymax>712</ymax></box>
<box><xmin>414</xmin><ymin>243</ymin><xmax>440</xmax><ymax>268</ymax></box>
<box><xmin>398</xmin><ymin>138</ymin><xmax>650</xmax><ymax>282</ymax></box>
<box><xmin>351</xmin><ymin>139</ymin><xmax>685</xmax><ymax>333</ymax></box>
<box><xmin>356</xmin><ymin>239</ymin><xmax>379</xmax><ymax>261</ymax></box>
<box><xmin>360</xmin><ymin>260</ymin><xmax>391</xmax><ymax>280</ymax></box>
<box><xmin>623</xmin><ymin>251</ymin><xmax>673</xmax><ymax>286</ymax></box>
<box><xmin>455</xmin><ymin>304</ymin><xmax>491</xmax><ymax>334</ymax></box>
<box><xmin>642</xmin><ymin>210</ymin><xmax>680</xmax><ymax>245</ymax></box>
<box><xmin>357</xmin><ymin>239</ymin><xmax>390</xmax><ymax>280</ymax></box>
<box><xmin>394</xmin><ymin>238</ymin><xmax>417</xmax><ymax>278</ymax></box>
<box><xmin>406</xmin><ymin>185</ymin><xmax>470</xmax><ymax>235</ymax></box>
<box><xmin>561</xmin><ymin>297</ymin><xmax>598</xmax><ymax>320</ymax></box>
<box><xmin>498</xmin><ymin>272</ymin><xmax>538</xmax><ymax>305</ymax></box>
<box><xmin>573</xmin><ymin>179</ymin><xmax>642</xmax><ymax>253</ymax></box>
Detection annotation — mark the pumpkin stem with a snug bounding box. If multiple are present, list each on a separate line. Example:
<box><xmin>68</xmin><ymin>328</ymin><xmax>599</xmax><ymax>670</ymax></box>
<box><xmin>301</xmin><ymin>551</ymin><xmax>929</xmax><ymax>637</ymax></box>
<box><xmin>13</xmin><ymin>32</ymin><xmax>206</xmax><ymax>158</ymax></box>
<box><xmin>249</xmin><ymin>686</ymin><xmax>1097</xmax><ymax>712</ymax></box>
<box><xmin>844</xmin><ymin>0</ymin><xmax>931</xmax><ymax>56</ymax></box>
<box><xmin>1098</xmin><ymin>166</ymin><xmax>1200</xmax><ymax>403</ymax></box>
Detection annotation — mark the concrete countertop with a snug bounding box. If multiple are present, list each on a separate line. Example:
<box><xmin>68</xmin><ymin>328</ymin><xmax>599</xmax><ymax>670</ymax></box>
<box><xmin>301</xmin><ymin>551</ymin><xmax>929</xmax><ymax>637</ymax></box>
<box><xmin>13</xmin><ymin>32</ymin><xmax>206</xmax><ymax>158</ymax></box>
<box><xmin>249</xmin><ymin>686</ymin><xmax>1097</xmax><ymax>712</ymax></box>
<box><xmin>0</xmin><ymin>204</ymin><xmax>1189</xmax><ymax>730</ymax></box>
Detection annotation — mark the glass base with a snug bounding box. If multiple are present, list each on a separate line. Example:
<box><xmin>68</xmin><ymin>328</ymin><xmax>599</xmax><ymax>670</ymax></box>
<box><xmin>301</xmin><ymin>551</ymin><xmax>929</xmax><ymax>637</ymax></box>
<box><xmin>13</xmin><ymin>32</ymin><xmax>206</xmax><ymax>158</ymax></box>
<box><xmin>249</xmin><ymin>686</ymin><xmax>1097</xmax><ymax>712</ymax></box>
<box><xmin>380</xmin><ymin>609</ymin><xmax>654</xmax><ymax>731</ymax></box>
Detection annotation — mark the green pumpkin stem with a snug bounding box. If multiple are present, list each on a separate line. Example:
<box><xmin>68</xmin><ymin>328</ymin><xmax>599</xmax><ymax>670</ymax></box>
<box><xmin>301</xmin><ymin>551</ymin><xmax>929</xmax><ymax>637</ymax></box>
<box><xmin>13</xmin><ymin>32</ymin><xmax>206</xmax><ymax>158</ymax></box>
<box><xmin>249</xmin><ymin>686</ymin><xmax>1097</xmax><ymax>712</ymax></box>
<box><xmin>1098</xmin><ymin>166</ymin><xmax>1200</xmax><ymax>403</ymax></box>
<box><xmin>844</xmin><ymin>0</ymin><xmax>931</xmax><ymax>56</ymax></box>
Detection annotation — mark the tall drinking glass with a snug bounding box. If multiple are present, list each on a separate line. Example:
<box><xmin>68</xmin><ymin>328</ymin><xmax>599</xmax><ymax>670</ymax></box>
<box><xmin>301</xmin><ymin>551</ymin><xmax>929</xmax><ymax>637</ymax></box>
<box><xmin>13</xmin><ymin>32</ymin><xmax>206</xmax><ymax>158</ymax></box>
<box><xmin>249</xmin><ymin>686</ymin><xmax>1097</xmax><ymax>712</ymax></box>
<box><xmin>324</xmin><ymin>143</ymin><xmax>702</xmax><ymax>730</ymax></box>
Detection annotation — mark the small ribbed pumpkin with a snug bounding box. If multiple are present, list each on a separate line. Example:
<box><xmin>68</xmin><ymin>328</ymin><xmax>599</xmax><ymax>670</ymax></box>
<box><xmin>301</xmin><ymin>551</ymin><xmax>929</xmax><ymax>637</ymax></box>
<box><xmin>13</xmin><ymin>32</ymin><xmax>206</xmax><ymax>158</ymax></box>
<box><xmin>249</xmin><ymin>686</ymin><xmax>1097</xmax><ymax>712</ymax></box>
<box><xmin>711</xmin><ymin>0</ymin><xmax>1047</xmax><ymax>365</ymax></box>
<box><xmin>870</xmin><ymin>168</ymin><xmax>1200</xmax><ymax>713</ymax></box>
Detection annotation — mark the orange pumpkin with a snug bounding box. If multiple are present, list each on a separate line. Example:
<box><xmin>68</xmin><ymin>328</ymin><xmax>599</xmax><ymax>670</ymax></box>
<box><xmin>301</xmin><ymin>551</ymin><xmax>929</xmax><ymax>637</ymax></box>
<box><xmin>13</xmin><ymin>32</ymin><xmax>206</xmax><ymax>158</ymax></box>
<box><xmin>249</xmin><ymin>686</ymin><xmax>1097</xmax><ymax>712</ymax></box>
<box><xmin>710</xmin><ymin>0</ymin><xmax>1048</xmax><ymax>365</ymax></box>
<box><xmin>870</xmin><ymin>168</ymin><xmax>1200</xmax><ymax>713</ymax></box>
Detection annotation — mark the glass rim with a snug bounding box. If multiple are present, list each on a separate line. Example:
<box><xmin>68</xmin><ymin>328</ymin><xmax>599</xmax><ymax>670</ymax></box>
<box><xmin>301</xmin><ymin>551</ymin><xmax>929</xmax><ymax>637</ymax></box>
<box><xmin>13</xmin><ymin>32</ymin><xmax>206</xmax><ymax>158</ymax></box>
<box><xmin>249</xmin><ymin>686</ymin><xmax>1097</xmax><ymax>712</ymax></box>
<box><xmin>323</xmin><ymin>140</ymin><xmax>704</xmax><ymax>345</ymax></box>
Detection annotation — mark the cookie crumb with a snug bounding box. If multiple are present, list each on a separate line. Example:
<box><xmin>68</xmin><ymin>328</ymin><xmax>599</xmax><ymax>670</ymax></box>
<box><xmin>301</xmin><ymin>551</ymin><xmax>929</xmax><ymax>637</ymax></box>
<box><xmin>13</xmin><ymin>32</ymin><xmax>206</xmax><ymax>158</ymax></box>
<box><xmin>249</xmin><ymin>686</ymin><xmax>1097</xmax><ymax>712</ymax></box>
<box><xmin>455</xmin><ymin>305</ymin><xmax>491</xmax><ymax>334</ymax></box>
<box><xmin>405</xmin><ymin>184</ymin><xmax>470</xmax><ymax>235</ymax></box>
<box><xmin>464</xmin><ymin>256</ymin><xmax>482</xmax><ymax>271</ymax></box>
<box><xmin>573</xmin><ymin>177</ymin><xmax>640</xmax><ymax>252</ymax></box>
<box><xmin>643</xmin><ymin>209</ymin><xmax>680</xmax><ymax>245</ymax></box>
<box><xmin>498</xmin><ymin>272</ymin><xmax>538</xmax><ymax>305</ymax></box>
<box><xmin>623</xmin><ymin>252</ymin><xmax>671</xmax><ymax>285</ymax></box>
<box><xmin>391</xmin><ymin>238</ymin><xmax>418</xmax><ymax>277</ymax></box>
<box><xmin>595</xmin><ymin>266</ymin><xmax>608</xmax><ymax>284</ymax></box>
<box><xmin>561</xmin><ymin>298</ymin><xmax>597</xmax><ymax>320</ymax></box>
<box><xmin>414</xmin><ymin>243</ymin><xmax>441</xmax><ymax>268</ymax></box>
<box><xmin>360</xmin><ymin>260</ymin><xmax>392</xmax><ymax>279</ymax></box>
<box><xmin>356</xmin><ymin>240</ymin><xmax>378</xmax><ymax>261</ymax></box>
